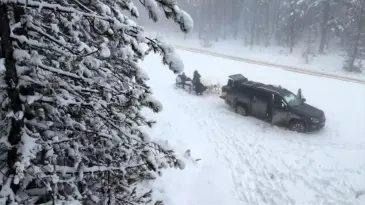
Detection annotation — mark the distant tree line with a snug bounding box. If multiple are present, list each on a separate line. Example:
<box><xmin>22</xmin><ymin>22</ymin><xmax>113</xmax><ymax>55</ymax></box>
<box><xmin>149</xmin><ymin>0</ymin><xmax>364</xmax><ymax>72</ymax></box>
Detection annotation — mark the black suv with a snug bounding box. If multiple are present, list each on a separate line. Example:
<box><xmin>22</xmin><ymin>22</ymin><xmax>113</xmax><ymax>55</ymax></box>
<box><xmin>220</xmin><ymin>74</ymin><xmax>325</xmax><ymax>133</ymax></box>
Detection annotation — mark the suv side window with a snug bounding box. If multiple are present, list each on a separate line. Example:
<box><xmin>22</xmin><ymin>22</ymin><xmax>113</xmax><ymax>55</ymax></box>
<box><xmin>253</xmin><ymin>89</ymin><xmax>269</xmax><ymax>101</ymax></box>
<box><xmin>239</xmin><ymin>85</ymin><xmax>254</xmax><ymax>96</ymax></box>
<box><xmin>232</xmin><ymin>83</ymin><xmax>241</xmax><ymax>91</ymax></box>
<box><xmin>273</xmin><ymin>94</ymin><xmax>287</xmax><ymax>109</ymax></box>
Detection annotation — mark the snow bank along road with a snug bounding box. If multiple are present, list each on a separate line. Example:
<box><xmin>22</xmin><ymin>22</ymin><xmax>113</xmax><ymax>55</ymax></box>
<box><xmin>140</xmin><ymin>50</ymin><xmax>365</xmax><ymax>205</ymax></box>
<box><xmin>174</xmin><ymin>45</ymin><xmax>365</xmax><ymax>85</ymax></box>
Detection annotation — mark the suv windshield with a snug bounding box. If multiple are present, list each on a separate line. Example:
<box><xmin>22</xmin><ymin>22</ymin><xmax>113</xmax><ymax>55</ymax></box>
<box><xmin>283</xmin><ymin>93</ymin><xmax>302</xmax><ymax>107</ymax></box>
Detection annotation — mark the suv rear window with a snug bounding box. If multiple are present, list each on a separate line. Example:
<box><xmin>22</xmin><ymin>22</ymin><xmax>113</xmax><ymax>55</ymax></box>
<box><xmin>238</xmin><ymin>85</ymin><xmax>254</xmax><ymax>95</ymax></box>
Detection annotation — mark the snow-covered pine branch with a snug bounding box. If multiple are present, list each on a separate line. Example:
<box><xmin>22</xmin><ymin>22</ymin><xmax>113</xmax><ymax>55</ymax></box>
<box><xmin>0</xmin><ymin>0</ymin><xmax>193</xmax><ymax>204</ymax></box>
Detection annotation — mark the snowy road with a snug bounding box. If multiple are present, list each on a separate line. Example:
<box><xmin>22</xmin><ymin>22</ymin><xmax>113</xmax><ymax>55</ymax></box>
<box><xmin>140</xmin><ymin>50</ymin><xmax>365</xmax><ymax>205</ymax></box>
<box><xmin>174</xmin><ymin>45</ymin><xmax>365</xmax><ymax>85</ymax></box>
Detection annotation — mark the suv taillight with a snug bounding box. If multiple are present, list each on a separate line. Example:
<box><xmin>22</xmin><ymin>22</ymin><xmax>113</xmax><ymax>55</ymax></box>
<box><xmin>222</xmin><ymin>92</ymin><xmax>227</xmax><ymax>97</ymax></box>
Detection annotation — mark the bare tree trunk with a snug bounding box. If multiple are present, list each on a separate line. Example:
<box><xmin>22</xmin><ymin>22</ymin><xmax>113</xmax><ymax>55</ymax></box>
<box><xmin>318</xmin><ymin>0</ymin><xmax>330</xmax><ymax>53</ymax></box>
<box><xmin>289</xmin><ymin>24</ymin><xmax>295</xmax><ymax>53</ymax></box>
<box><xmin>289</xmin><ymin>6</ymin><xmax>295</xmax><ymax>53</ymax></box>
<box><xmin>213</xmin><ymin>0</ymin><xmax>221</xmax><ymax>41</ymax></box>
<box><xmin>304</xmin><ymin>29</ymin><xmax>313</xmax><ymax>64</ymax></box>
<box><xmin>273</xmin><ymin>1</ymin><xmax>281</xmax><ymax>45</ymax></box>
<box><xmin>250</xmin><ymin>2</ymin><xmax>257</xmax><ymax>50</ymax></box>
<box><xmin>0</xmin><ymin>4</ymin><xmax>24</xmax><ymax>198</ymax></box>
<box><xmin>264</xmin><ymin>2</ymin><xmax>270</xmax><ymax>47</ymax></box>
<box><xmin>347</xmin><ymin>8</ymin><xmax>364</xmax><ymax>71</ymax></box>
<box><xmin>221</xmin><ymin>0</ymin><xmax>227</xmax><ymax>40</ymax></box>
<box><xmin>217</xmin><ymin>0</ymin><xmax>222</xmax><ymax>39</ymax></box>
<box><xmin>231</xmin><ymin>0</ymin><xmax>243</xmax><ymax>40</ymax></box>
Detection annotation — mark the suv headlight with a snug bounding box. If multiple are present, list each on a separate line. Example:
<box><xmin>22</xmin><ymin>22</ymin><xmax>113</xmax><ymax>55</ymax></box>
<box><xmin>311</xmin><ymin>118</ymin><xmax>320</xmax><ymax>123</ymax></box>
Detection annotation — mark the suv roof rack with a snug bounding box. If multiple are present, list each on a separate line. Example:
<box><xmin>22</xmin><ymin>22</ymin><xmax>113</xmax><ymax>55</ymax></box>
<box><xmin>257</xmin><ymin>84</ymin><xmax>291</xmax><ymax>95</ymax></box>
<box><xmin>242</xmin><ymin>81</ymin><xmax>262</xmax><ymax>87</ymax></box>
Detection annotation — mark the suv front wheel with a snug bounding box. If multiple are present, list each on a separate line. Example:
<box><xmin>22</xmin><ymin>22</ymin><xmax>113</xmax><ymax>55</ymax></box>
<box><xmin>289</xmin><ymin>121</ymin><xmax>306</xmax><ymax>133</ymax></box>
<box><xmin>235</xmin><ymin>104</ymin><xmax>248</xmax><ymax>116</ymax></box>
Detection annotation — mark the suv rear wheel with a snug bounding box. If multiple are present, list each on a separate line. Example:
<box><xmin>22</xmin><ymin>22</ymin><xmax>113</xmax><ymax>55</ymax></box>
<box><xmin>235</xmin><ymin>104</ymin><xmax>248</xmax><ymax>116</ymax></box>
<box><xmin>289</xmin><ymin>121</ymin><xmax>306</xmax><ymax>133</ymax></box>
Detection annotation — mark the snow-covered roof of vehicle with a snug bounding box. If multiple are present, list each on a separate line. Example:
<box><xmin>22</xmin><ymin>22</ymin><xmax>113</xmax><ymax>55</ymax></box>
<box><xmin>228</xmin><ymin>74</ymin><xmax>248</xmax><ymax>82</ymax></box>
<box><xmin>257</xmin><ymin>84</ymin><xmax>292</xmax><ymax>95</ymax></box>
<box><xmin>228</xmin><ymin>74</ymin><xmax>293</xmax><ymax>96</ymax></box>
<box><xmin>244</xmin><ymin>81</ymin><xmax>263</xmax><ymax>87</ymax></box>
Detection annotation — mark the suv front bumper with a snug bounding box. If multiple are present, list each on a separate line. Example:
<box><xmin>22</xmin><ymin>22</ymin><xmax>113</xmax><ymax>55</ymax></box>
<box><xmin>307</xmin><ymin>121</ymin><xmax>325</xmax><ymax>132</ymax></box>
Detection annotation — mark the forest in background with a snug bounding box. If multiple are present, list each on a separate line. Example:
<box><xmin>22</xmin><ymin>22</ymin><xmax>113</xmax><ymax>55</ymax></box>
<box><xmin>136</xmin><ymin>0</ymin><xmax>365</xmax><ymax>73</ymax></box>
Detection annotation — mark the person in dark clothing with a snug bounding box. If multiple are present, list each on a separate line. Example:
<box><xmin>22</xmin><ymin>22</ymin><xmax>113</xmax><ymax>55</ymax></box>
<box><xmin>192</xmin><ymin>70</ymin><xmax>206</xmax><ymax>95</ymax></box>
<box><xmin>266</xmin><ymin>94</ymin><xmax>274</xmax><ymax>122</ymax></box>
<box><xmin>192</xmin><ymin>70</ymin><xmax>201</xmax><ymax>85</ymax></box>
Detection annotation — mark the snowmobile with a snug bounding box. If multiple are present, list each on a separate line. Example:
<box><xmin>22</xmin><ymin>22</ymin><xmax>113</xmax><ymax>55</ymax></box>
<box><xmin>175</xmin><ymin>74</ymin><xmax>194</xmax><ymax>93</ymax></box>
<box><xmin>175</xmin><ymin>73</ymin><xmax>221</xmax><ymax>95</ymax></box>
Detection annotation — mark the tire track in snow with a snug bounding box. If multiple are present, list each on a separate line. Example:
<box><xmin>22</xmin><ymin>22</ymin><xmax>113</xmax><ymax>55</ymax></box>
<box><xmin>222</xmin><ymin>120</ymin><xmax>358</xmax><ymax>205</ymax></box>
<box><xmin>206</xmin><ymin>115</ymin><xmax>295</xmax><ymax>205</ymax></box>
<box><xmin>143</xmin><ymin>52</ymin><xmax>364</xmax><ymax>205</ymax></box>
<box><xmin>187</xmin><ymin>98</ymin><xmax>295</xmax><ymax>204</ymax></box>
<box><xmin>155</xmin><ymin>83</ymin><xmax>362</xmax><ymax>205</ymax></box>
<box><xmin>181</xmin><ymin>95</ymin><xmax>360</xmax><ymax>205</ymax></box>
<box><xmin>169</xmin><ymin>90</ymin><xmax>242</xmax><ymax>204</ymax></box>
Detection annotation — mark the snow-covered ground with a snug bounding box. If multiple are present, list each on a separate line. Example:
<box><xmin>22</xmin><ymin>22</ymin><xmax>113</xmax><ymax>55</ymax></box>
<box><xmin>146</xmin><ymin>31</ymin><xmax>365</xmax><ymax>81</ymax></box>
<box><xmin>140</xmin><ymin>49</ymin><xmax>365</xmax><ymax>205</ymax></box>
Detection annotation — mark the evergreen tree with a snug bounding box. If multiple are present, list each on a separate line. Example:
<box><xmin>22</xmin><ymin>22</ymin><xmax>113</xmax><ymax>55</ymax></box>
<box><xmin>302</xmin><ymin>27</ymin><xmax>316</xmax><ymax>63</ymax></box>
<box><xmin>173</xmin><ymin>0</ymin><xmax>365</xmax><ymax>72</ymax></box>
<box><xmin>0</xmin><ymin>0</ymin><xmax>193</xmax><ymax>204</ymax></box>
<box><xmin>342</xmin><ymin>0</ymin><xmax>365</xmax><ymax>72</ymax></box>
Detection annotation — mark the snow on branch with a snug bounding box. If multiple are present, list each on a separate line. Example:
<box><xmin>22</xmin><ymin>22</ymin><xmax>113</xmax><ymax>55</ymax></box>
<box><xmin>0</xmin><ymin>0</ymin><xmax>192</xmax><ymax>204</ymax></box>
<box><xmin>9</xmin><ymin>0</ymin><xmax>111</xmax><ymax>20</ymax></box>
<box><xmin>145</xmin><ymin>37</ymin><xmax>184</xmax><ymax>73</ymax></box>
<box><xmin>146</xmin><ymin>0</ymin><xmax>194</xmax><ymax>33</ymax></box>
